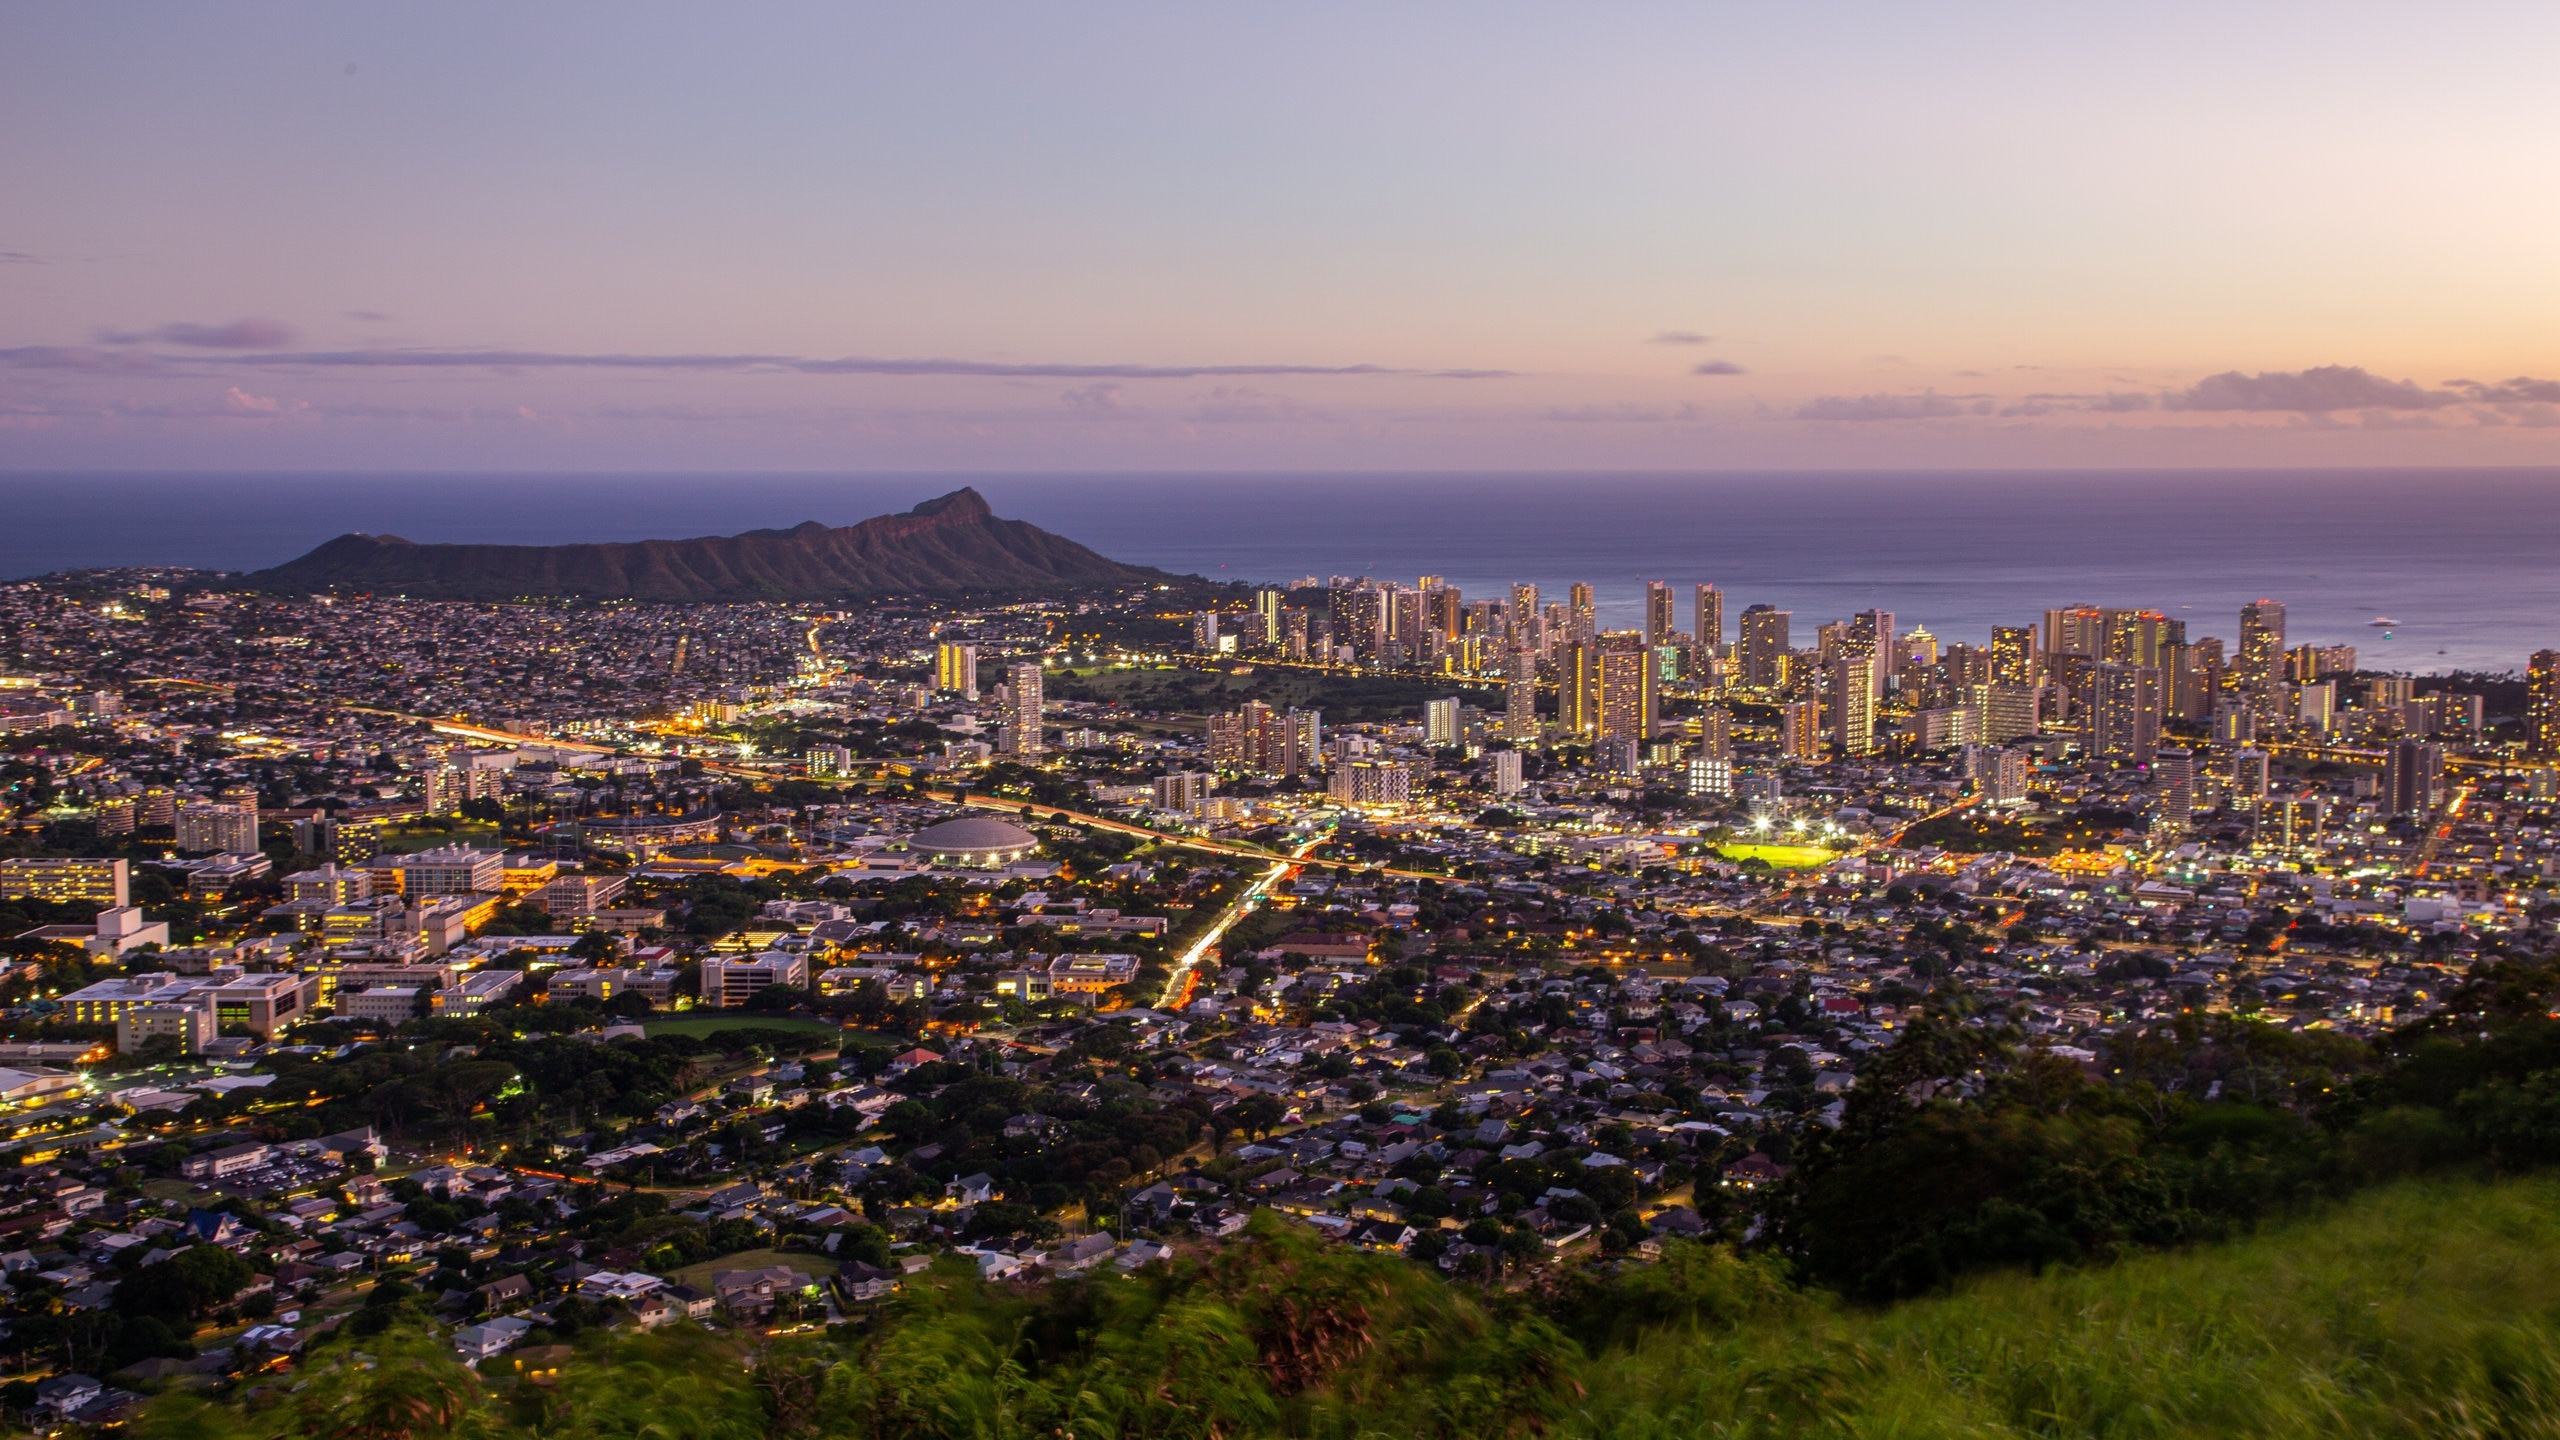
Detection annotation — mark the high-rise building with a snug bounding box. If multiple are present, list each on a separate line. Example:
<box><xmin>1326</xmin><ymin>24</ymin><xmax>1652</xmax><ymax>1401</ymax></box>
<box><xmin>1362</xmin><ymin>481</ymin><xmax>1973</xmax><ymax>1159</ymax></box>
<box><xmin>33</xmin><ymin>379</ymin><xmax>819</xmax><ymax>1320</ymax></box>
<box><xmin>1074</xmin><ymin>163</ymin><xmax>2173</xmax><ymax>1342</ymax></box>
<box><xmin>1975</xmin><ymin>682</ymin><xmax>2040</xmax><ymax>744</ymax></box>
<box><xmin>1559</xmin><ymin>642</ymin><xmax>1602</xmax><ymax>738</ymax></box>
<box><xmin>2229</xmin><ymin>747</ymin><xmax>2270</xmax><ymax>811</ymax></box>
<box><xmin>2102</xmin><ymin>609</ymin><xmax>2172</xmax><ymax>667</ymax></box>
<box><xmin>1503</xmin><ymin>649</ymin><xmax>1540</xmax><ymax>743</ymax></box>
<box><xmin>174</xmin><ymin>799</ymin><xmax>258</xmax><ymax>855</ymax></box>
<box><xmin>1989</xmin><ymin>626</ymin><xmax>2038</xmax><ymax>685</ymax></box>
<box><xmin>2530</xmin><ymin>650</ymin><xmax>2560</xmax><ymax>756</ymax></box>
<box><xmin>0</xmin><ymin>857</ymin><xmax>129</xmax><ymax>907</ymax></box>
<box><xmin>1001</xmin><ymin>662</ymin><xmax>1045</xmax><ymax>759</ymax></box>
<box><xmin>1191</xmin><ymin>611</ymin><xmax>1222</xmax><ymax>654</ymax></box>
<box><xmin>2161</xmin><ymin>641</ymin><xmax>2210</xmax><ymax>719</ymax></box>
<box><xmin>1508</xmin><ymin>583</ymin><xmax>1540</xmax><ymax>637</ymax></box>
<box><xmin>2238</xmin><ymin>599</ymin><xmax>2287</xmax><ymax>694</ymax></box>
<box><xmin>1846</xmin><ymin>609</ymin><xmax>1895</xmax><ymax>680</ymax></box>
<box><xmin>1830</xmin><ymin>652</ymin><xmax>1879</xmax><ymax>756</ymax></box>
<box><xmin>935</xmin><ymin>642</ymin><xmax>980</xmax><ymax>700</ymax></box>
<box><xmin>1331</xmin><ymin>588</ymin><xmax>1387</xmax><ymax>656</ymax></box>
<box><xmin>2383</xmin><ymin>740</ymin><xmax>2444</xmax><ymax>818</ymax></box>
<box><xmin>1683</xmin><ymin>752</ymin><xmax>1733</xmax><ymax>798</ymax></box>
<box><xmin>1597</xmin><ymin>649</ymin><xmax>1655</xmax><ymax>744</ymax></box>
<box><xmin>1644</xmin><ymin>583</ymin><xmax>1677</xmax><ymax>649</ymax></box>
<box><xmin>1283</xmin><ymin>609</ymin><xmax>1310</xmax><ymax>661</ymax></box>
<box><xmin>1152</xmin><ymin>772</ymin><xmax>1211</xmax><ymax>814</ymax></box>
<box><xmin>1963</xmin><ymin>745</ymin><xmax>2034</xmax><ymax>805</ymax></box>
<box><xmin>1488</xmin><ymin>750</ymin><xmax>1525</xmax><ymax>796</ymax></box>
<box><xmin>1777</xmin><ymin>700</ymin><xmax>1823</xmax><ymax>760</ymax></box>
<box><xmin>2091</xmin><ymin>664</ymin><xmax>2161</xmax><ymax>763</ymax></box>
<box><xmin>2046</xmin><ymin>605</ymin><xmax>2105</xmax><ymax>660</ymax></box>
<box><xmin>1739</xmin><ymin>605</ymin><xmax>1791</xmax><ymax>689</ymax></box>
<box><xmin>1423</xmin><ymin>697</ymin><xmax>1461</xmax><ymax>746</ymax></box>
<box><xmin>1327</xmin><ymin>761</ymin><xmax>1415</xmax><ymax>808</ymax></box>
<box><xmin>2296</xmin><ymin>681</ymin><xmax>2336</xmax><ymax>732</ymax></box>
<box><xmin>1568</xmin><ymin>583</ymin><xmax>1596</xmax><ymax>644</ymax></box>
<box><xmin>1696</xmin><ymin>705</ymin><xmax>1733</xmax><ymax>760</ymax></box>
<box><xmin>2155</xmin><ymin>748</ymin><xmax>2195</xmax><ymax>833</ymax></box>
<box><xmin>1693</xmin><ymin>584</ymin><xmax>1724</xmax><ymax>655</ymax></box>
<box><xmin>1253</xmin><ymin>588</ymin><xmax>1285</xmax><ymax>646</ymax></box>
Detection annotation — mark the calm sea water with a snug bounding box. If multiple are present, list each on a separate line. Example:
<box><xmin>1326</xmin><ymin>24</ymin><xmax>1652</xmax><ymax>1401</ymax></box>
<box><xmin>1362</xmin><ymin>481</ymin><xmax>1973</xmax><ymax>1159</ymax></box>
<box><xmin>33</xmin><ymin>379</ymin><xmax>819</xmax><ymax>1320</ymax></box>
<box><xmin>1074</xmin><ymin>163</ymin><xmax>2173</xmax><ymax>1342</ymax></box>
<box><xmin>2</xmin><ymin>469</ymin><xmax>2554</xmax><ymax>674</ymax></box>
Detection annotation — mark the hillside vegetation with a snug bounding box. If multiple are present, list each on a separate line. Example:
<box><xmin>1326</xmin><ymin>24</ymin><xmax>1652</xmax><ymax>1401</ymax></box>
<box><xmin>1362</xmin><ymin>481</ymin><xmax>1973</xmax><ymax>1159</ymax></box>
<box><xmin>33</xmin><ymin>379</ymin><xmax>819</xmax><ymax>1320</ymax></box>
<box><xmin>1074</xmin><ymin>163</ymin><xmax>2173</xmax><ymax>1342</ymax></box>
<box><xmin>125</xmin><ymin>1175</ymin><xmax>2560</xmax><ymax>1440</ymax></box>
<box><xmin>129</xmin><ymin>954</ymin><xmax>2560</xmax><ymax>1440</ymax></box>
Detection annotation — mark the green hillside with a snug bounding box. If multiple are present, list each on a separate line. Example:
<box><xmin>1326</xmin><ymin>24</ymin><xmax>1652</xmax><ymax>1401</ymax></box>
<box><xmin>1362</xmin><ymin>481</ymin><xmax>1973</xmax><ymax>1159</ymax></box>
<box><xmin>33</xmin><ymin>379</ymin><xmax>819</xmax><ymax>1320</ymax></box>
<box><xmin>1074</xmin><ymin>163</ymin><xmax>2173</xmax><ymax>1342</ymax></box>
<box><xmin>129</xmin><ymin>1176</ymin><xmax>2560</xmax><ymax>1440</ymax></box>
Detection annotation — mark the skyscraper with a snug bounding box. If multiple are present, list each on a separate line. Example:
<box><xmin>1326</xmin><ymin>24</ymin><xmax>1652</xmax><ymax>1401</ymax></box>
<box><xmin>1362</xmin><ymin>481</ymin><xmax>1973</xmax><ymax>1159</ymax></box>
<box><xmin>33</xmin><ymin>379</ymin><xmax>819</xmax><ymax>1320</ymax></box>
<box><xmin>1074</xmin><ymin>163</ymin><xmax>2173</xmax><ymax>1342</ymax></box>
<box><xmin>1423</xmin><ymin>697</ymin><xmax>1461</xmax><ymax>746</ymax></box>
<box><xmin>1568</xmin><ymin>583</ymin><xmax>1596</xmax><ymax>644</ymax></box>
<box><xmin>1989</xmin><ymin>625</ymin><xmax>2038</xmax><ymax>685</ymax></box>
<box><xmin>1777</xmin><ymin>700</ymin><xmax>1823</xmax><ymax>760</ymax></box>
<box><xmin>1696</xmin><ymin>705</ymin><xmax>1733</xmax><ymax>760</ymax></box>
<box><xmin>2383</xmin><ymin>740</ymin><xmax>2443</xmax><ymax>818</ymax></box>
<box><xmin>1739</xmin><ymin>604</ymin><xmax>1791</xmax><ymax>689</ymax></box>
<box><xmin>1190</xmin><ymin>612</ymin><xmax>1221</xmax><ymax>653</ymax></box>
<box><xmin>1643</xmin><ymin>582</ymin><xmax>1676</xmax><ymax>649</ymax></box>
<box><xmin>1597</xmin><ymin>649</ymin><xmax>1655</xmax><ymax>744</ymax></box>
<box><xmin>1503</xmin><ymin>649</ymin><xmax>1540</xmax><ymax>744</ymax></box>
<box><xmin>2091</xmin><ymin>663</ymin><xmax>2161</xmax><ymax>762</ymax></box>
<box><xmin>2530</xmin><ymin>650</ymin><xmax>2560</xmax><ymax>756</ymax></box>
<box><xmin>1252</xmin><ymin>588</ymin><xmax>1284</xmax><ymax>646</ymax></box>
<box><xmin>935</xmin><ymin>642</ymin><xmax>979</xmax><ymax>700</ymax></box>
<box><xmin>2155</xmin><ymin>748</ymin><xmax>2195</xmax><ymax>833</ymax></box>
<box><xmin>1847</xmin><ymin>609</ymin><xmax>1895</xmax><ymax>681</ymax></box>
<box><xmin>1001</xmin><ymin>662</ymin><xmax>1044</xmax><ymax>759</ymax></box>
<box><xmin>1830</xmin><ymin>652</ymin><xmax>1878</xmax><ymax>756</ymax></box>
<box><xmin>2238</xmin><ymin>599</ymin><xmax>2287</xmax><ymax>691</ymax></box>
<box><xmin>1508</xmin><ymin>583</ymin><xmax>1540</xmax><ymax>637</ymax></box>
<box><xmin>1693</xmin><ymin>583</ymin><xmax>1724</xmax><ymax>654</ymax></box>
<box><xmin>1559</xmin><ymin>642</ymin><xmax>1602</xmax><ymax>738</ymax></box>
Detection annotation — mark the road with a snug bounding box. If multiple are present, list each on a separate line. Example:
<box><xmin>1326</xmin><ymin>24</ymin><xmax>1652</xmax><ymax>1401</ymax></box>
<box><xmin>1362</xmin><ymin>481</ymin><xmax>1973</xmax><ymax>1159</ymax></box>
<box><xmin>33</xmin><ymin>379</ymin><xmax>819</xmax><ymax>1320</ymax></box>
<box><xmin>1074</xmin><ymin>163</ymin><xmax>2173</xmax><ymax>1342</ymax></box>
<box><xmin>1156</xmin><ymin>835</ymin><xmax>1327</xmax><ymax>1009</ymax></box>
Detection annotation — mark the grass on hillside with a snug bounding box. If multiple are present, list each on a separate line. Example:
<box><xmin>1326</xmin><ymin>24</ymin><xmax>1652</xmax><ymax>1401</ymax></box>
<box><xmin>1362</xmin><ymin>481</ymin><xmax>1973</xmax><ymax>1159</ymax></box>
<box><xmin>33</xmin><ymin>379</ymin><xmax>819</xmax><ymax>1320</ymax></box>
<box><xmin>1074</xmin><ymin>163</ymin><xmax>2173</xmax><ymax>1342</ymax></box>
<box><xmin>1574</xmin><ymin>1174</ymin><xmax>2560</xmax><ymax>1438</ymax></box>
<box><xmin>126</xmin><ymin>1176</ymin><xmax>2560</xmax><ymax>1440</ymax></box>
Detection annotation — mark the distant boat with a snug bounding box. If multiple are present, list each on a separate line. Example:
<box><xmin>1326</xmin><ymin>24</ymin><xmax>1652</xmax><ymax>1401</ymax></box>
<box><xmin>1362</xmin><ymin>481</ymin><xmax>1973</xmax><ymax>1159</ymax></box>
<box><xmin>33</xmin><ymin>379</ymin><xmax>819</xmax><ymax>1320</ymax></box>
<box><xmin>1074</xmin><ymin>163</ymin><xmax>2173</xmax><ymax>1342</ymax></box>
<box><xmin>2369</xmin><ymin>616</ymin><xmax>2400</xmax><ymax>627</ymax></box>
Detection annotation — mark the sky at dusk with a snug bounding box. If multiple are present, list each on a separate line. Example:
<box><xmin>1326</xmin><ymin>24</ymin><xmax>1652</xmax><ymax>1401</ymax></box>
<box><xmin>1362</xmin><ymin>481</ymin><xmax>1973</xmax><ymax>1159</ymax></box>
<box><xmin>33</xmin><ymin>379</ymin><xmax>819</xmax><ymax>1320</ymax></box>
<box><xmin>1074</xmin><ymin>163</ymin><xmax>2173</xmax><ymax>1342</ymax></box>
<box><xmin>7</xmin><ymin>2</ymin><xmax>2560</xmax><ymax>471</ymax></box>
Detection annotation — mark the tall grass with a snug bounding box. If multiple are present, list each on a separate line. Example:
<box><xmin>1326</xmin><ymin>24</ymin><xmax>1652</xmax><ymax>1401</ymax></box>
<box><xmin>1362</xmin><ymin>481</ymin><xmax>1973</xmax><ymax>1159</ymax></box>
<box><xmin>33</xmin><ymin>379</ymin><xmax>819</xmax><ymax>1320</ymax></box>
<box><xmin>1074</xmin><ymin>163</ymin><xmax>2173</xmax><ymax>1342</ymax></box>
<box><xmin>131</xmin><ymin>1176</ymin><xmax>2560</xmax><ymax>1440</ymax></box>
<box><xmin>1572</xmin><ymin>1175</ymin><xmax>2560</xmax><ymax>1439</ymax></box>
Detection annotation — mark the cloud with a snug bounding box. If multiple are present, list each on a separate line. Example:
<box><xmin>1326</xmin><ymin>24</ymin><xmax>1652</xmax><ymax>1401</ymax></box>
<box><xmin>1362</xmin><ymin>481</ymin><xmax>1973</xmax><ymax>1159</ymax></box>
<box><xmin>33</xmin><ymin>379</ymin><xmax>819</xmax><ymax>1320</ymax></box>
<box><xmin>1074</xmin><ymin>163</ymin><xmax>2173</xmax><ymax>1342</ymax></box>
<box><xmin>96</xmin><ymin>318</ymin><xmax>301</xmax><ymax>349</ymax></box>
<box><xmin>2448</xmin><ymin>375</ymin><xmax>2560</xmax><ymax>403</ymax></box>
<box><xmin>1795</xmin><ymin>391</ymin><xmax>1966</xmax><ymax>422</ymax></box>
<box><xmin>0</xmin><ymin>250</ymin><xmax>40</xmax><ymax>265</ymax></box>
<box><xmin>343</xmin><ymin>310</ymin><xmax>393</xmax><ymax>323</ymax></box>
<box><xmin>2004</xmin><ymin>391</ymin><xmax>2157</xmax><ymax>416</ymax></box>
<box><xmin>1689</xmin><ymin>360</ymin><xmax>1747</xmax><ymax>376</ymax></box>
<box><xmin>1543</xmin><ymin>402</ymin><xmax>1706</xmax><ymax>423</ymax></box>
<box><xmin>0</xmin><ymin>345</ymin><xmax>168</xmax><ymax>372</ymax></box>
<box><xmin>1648</xmin><ymin>331</ymin><xmax>1712</xmax><ymax>345</ymax></box>
<box><xmin>1184</xmin><ymin>386</ymin><xmax>1329</xmax><ymax>423</ymax></box>
<box><xmin>1061</xmin><ymin>383</ymin><xmax>1126</xmax><ymax>416</ymax></box>
<box><xmin>2164</xmin><ymin>365</ymin><xmax>2458</xmax><ymax>413</ymax></box>
<box><xmin>15</xmin><ymin>342</ymin><xmax>1507</xmax><ymax>381</ymax></box>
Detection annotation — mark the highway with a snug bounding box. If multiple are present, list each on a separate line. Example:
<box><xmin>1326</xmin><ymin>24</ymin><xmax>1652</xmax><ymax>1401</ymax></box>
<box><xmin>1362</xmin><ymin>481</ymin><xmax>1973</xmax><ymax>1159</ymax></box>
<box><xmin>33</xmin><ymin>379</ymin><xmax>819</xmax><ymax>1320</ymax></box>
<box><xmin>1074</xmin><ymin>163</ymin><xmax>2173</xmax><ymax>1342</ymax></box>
<box><xmin>1156</xmin><ymin>835</ymin><xmax>1327</xmax><ymax>1009</ymax></box>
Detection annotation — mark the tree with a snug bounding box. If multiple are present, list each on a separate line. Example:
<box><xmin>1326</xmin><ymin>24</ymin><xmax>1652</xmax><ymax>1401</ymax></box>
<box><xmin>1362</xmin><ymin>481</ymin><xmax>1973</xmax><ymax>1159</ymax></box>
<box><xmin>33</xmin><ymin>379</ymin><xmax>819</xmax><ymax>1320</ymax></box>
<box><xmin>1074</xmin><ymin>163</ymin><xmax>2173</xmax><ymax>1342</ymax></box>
<box><xmin>115</xmin><ymin>1244</ymin><xmax>251</xmax><ymax>1324</ymax></box>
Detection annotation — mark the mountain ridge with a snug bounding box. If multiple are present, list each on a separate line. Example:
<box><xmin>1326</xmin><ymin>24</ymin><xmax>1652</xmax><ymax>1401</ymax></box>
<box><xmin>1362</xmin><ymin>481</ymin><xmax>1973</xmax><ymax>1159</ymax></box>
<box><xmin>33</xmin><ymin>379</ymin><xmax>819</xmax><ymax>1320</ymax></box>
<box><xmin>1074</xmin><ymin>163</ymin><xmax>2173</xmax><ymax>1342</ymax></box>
<box><xmin>244</xmin><ymin>487</ymin><xmax>1169</xmax><ymax>601</ymax></box>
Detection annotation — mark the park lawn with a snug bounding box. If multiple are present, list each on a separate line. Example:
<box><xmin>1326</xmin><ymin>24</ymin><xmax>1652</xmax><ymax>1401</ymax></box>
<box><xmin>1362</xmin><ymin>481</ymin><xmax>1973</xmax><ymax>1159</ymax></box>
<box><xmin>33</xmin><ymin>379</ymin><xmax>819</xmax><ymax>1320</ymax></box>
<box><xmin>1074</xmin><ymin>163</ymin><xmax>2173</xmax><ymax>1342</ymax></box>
<box><xmin>667</xmin><ymin>1248</ymin><xmax>837</xmax><ymax>1292</ymax></box>
<box><xmin>1713</xmin><ymin>842</ymin><xmax>1837</xmax><ymax>869</ymax></box>
<box><xmin>374</xmin><ymin>822</ymin><xmax>502</xmax><ymax>855</ymax></box>
<box><xmin>642</xmin><ymin>1015</ymin><xmax>845</xmax><ymax>1040</ymax></box>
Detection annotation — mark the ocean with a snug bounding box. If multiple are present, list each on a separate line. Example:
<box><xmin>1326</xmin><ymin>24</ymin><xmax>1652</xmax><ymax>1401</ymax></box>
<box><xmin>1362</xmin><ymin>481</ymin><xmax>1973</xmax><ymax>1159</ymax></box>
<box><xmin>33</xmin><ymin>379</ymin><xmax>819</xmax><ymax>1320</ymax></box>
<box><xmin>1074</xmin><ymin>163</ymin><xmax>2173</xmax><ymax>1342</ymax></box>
<box><xmin>2</xmin><ymin>469</ymin><xmax>2553</xmax><ymax>675</ymax></box>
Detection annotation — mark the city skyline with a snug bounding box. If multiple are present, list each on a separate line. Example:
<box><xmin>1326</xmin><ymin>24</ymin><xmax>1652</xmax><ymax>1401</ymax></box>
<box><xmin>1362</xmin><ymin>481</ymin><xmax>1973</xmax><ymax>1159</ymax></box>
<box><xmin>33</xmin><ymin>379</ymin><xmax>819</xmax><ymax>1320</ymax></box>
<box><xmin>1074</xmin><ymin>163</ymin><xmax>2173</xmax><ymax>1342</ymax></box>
<box><xmin>9</xmin><ymin>3</ymin><xmax>2560</xmax><ymax>470</ymax></box>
